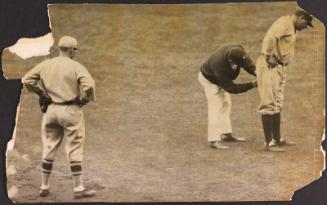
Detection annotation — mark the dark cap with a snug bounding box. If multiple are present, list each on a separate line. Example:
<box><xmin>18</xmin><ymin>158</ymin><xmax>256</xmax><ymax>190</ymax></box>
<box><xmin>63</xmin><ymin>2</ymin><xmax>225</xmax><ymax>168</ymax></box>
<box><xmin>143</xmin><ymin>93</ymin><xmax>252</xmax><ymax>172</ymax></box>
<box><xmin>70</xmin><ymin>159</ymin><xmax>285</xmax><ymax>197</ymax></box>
<box><xmin>295</xmin><ymin>9</ymin><xmax>314</xmax><ymax>27</ymax></box>
<box><xmin>228</xmin><ymin>47</ymin><xmax>255</xmax><ymax>69</ymax></box>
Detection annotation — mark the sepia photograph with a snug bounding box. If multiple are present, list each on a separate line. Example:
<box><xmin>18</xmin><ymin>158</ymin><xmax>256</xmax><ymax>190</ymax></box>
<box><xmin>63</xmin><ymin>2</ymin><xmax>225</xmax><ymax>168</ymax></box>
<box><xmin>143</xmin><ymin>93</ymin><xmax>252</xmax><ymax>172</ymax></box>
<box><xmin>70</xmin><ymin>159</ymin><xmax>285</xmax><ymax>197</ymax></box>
<box><xmin>3</xmin><ymin>1</ymin><xmax>325</xmax><ymax>203</ymax></box>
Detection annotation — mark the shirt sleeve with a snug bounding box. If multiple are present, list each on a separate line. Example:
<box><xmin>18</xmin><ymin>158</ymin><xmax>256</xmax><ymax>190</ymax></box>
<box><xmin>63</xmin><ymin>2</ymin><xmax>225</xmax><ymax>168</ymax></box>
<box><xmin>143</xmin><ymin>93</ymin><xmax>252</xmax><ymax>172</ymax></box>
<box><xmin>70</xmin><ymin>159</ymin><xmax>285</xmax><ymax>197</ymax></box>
<box><xmin>217</xmin><ymin>78</ymin><xmax>255</xmax><ymax>94</ymax></box>
<box><xmin>22</xmin><ymin>63</ymin><xmax>42</xmax><ymax>85</ymax></box>
<box><xmin>240</xmin><ymin>56</ymin><xmax>256</xmax><ymax>76</ymax></box>
<box><xmin>243</xmin><ymin>64</ymin><xmax>256</xmax><ymax>77</ymax></box>
<box><xmin>22</xmin><ymin>62</ymin><xmax>45</xmax><ymax>96</ymax></box>
<box><xmin>261</xmin><ymin>17</ymin><xmax>289</xmax><ymax>56</ymax></box>
<box><xmin>261</xmin><ymin>33</ymin><xmax>276</xmax><ymax>56</ymax></box>
<box><xmin>75</xmin><ymin>64</ymin><xmax>96</xmax><ymax>101</ymax></box>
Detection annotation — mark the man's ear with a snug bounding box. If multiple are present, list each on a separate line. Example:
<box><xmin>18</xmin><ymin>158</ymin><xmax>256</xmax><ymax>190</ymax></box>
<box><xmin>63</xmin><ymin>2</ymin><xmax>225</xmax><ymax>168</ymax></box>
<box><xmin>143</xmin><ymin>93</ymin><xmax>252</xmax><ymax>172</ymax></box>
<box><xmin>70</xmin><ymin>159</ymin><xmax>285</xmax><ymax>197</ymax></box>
<box><xmin>299</xmin><ymin>15</ymin><xmax>306</xmax><ymax>21</ymax></box>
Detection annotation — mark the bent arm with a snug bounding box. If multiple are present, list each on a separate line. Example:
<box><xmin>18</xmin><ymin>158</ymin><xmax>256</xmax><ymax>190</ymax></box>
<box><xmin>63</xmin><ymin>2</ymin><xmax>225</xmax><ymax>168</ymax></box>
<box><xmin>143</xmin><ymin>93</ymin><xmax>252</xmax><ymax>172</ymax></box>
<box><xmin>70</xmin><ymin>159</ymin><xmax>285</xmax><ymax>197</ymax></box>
<box><xmin>22</xmin><ymin>64</ymin><xmax>47</xmax><ymax>97</ymax></box>
<box><xmin>242</xmin><ymin>61</ymin><xmax>256</xmax><ymax>77</ymax></box>
<box><xmin>76</xmin><ymin>66</ymin><xmax>96</xmax><ymax>101</ymax></box>
<box><xmin>219</xmin><ymin>79</ymin><xmax>256</xmax><ymax>94</ymax></box>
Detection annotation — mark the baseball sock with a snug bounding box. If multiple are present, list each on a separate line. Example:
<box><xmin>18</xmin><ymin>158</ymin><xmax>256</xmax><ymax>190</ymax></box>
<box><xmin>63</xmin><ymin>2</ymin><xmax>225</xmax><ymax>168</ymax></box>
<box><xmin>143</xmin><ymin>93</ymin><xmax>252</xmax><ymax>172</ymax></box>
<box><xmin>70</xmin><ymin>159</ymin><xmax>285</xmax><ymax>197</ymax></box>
<box><xmin>272</xmin><ymin>113</ymin><xmax>281</xmax><ymax>143</ymax></box>
<box><xmin>261</xmin><ymin>114</ymin><xmax>274</xmax><ymax>146</ymax></box>
<box><xmin>70</xmin><ymin>161</ymin><xmax>84</xmax><ymax>191</ymax></box>
<box><xmin>41</xmin><ymin>159</ymin><xmax>53</xmax><ymax>190</ymax></box>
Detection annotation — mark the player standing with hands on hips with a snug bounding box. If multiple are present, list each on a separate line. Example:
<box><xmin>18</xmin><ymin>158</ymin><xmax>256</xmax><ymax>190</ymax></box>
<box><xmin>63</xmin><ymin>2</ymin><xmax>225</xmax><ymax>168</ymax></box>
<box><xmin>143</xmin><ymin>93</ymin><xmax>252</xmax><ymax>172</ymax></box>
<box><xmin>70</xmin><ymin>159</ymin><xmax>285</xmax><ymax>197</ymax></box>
<box><xmin>256</xmin><ymin>9</ymin><xmax>313</xmax><ymax>152</ymax></box>
<box><xmin>22</xmin><ymin>36</ymin><xmax>97</xmax><ymax>198</ymax></box>
<box><xmin>198</xmin><ymin>44</ymin><xmax>257</xmax><ymax>149</ymax></box>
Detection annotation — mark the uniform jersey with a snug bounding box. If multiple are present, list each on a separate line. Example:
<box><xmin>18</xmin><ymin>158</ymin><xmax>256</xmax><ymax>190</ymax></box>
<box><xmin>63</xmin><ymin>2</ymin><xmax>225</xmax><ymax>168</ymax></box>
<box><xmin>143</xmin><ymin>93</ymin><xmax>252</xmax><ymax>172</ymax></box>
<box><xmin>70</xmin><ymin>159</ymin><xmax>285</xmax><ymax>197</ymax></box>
<box><xmin>23</xmin><ymin>56</ymin><xmax>95</xmax><ymax>103</ymax></box>
<box><xmin>261</xmin><ymin>15</ymin><xmax>297</xmax><ymax>65</ymax></box>
<box><xmin>200</xmin><ymin>44</ymin><xmax>256</xmax><ymax>94</ymax></box>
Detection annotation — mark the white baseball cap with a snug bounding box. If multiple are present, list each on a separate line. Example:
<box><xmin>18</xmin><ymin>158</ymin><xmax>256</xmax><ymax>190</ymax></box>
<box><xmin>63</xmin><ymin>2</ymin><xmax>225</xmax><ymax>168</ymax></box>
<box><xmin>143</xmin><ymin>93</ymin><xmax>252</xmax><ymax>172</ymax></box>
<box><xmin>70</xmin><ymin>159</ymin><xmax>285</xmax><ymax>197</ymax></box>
<box><xmin>58</xmin><ymin>36</ymin><xmax>78</xmax><ymax>48</ymax></box>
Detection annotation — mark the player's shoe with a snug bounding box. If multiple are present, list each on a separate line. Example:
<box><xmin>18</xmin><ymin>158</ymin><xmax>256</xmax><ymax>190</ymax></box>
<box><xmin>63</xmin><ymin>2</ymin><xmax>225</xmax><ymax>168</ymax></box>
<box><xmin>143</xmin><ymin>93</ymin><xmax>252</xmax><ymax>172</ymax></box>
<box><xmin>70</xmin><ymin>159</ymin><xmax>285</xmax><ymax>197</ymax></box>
<box><xmin>210</xmin><ymin>141</ymin><xmax>229</xmax><ymax>149</ymax></box>
<box><xmin>74</xmin><ymin>188</ymin><xmax>96</xmax><ymax>199</ymax></box>
<box><xmin>221</xmin><ymin>133</ymin><xmax>247</xmax><ymax>142</ymax></box>
<box><xmin>39</xmin><ymin>189</ymin><xmax>50</xmax><ymax>197</ymax></box>
<box><xmin>269</xmin><ymin>139</ymin><xmax>296</xmax><ymax>147</ymax></box>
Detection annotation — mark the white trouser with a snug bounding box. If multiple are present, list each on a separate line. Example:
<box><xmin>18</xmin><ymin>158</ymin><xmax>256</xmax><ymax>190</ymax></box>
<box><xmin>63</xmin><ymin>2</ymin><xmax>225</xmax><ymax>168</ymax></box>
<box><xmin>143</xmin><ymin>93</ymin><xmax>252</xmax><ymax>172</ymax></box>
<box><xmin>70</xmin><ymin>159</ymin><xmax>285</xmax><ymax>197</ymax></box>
<box><xmin>198</xmin><ymin>72</ymin><xmax>232</xmax><ymax>142</ymax></box>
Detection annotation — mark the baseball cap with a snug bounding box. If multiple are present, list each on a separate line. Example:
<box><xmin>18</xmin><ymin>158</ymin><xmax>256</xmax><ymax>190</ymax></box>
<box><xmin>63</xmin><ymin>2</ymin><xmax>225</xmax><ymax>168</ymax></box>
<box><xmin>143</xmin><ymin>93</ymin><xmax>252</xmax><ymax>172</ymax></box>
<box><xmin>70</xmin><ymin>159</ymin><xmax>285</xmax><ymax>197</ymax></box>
<box><xmin>58</xmin><ymin>36</ymin><xmax>78</xmax><ymax>48</ymax></box>
<box><xmin>295</xmin><ymin>9</ymin><xmax>314</xmax><ymax>27</ymax></box>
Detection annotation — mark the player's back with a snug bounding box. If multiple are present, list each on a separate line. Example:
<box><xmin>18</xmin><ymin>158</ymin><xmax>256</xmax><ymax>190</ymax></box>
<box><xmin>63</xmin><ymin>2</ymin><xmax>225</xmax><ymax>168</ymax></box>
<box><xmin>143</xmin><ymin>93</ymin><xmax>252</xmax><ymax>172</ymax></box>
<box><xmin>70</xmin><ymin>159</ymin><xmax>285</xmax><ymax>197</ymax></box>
<box><xmin>40</xmin><ymin>56</ymin><xmax>82</xmax><ymax>103</ymax></box>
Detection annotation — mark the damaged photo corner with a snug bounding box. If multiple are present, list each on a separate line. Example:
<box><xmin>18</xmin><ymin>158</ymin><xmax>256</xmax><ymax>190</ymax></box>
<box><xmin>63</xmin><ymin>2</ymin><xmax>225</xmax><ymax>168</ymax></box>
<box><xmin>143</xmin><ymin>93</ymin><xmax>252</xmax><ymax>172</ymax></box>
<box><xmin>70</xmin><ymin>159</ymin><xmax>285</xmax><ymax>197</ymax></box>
<box><xmin>2</xmin><ymin>1</ymin><xmax>326</xmax><ymax>203</ymax></box>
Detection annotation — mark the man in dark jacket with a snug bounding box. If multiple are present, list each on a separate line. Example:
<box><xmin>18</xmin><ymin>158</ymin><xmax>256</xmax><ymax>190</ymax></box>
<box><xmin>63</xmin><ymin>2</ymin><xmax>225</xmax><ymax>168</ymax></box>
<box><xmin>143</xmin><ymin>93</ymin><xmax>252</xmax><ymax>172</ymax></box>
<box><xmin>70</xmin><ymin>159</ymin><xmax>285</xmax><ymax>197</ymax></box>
<box><xmin>198</xmin><ymin>44</ymin><xmax>257</xmax><ymax>149</ymax></box>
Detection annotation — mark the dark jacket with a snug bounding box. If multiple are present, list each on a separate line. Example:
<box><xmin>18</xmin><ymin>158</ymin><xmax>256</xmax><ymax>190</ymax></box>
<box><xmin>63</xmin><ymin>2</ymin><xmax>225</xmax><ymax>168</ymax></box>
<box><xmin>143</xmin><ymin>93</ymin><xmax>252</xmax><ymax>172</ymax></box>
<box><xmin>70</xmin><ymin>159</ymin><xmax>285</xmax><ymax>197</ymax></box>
<box><xmin>200</xmin><ymin>44</ymin><xmax>256</xmax><ymax>94</ymax></box>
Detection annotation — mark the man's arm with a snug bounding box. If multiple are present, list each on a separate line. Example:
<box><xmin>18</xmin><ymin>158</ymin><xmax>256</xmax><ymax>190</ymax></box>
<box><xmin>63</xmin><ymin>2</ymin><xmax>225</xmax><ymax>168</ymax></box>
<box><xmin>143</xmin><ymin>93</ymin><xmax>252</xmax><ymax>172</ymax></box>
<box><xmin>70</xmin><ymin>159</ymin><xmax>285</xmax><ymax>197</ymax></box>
<box><xmin>240</xmin><ymin>55</ymin><xmax>256</xmax><ymax>76</ymax></box>
<box><xmin>218</xmin><ymin>79</ymin><xmax>257</xmax><ymax>94</ymax></box>
<box><xmin>262</xmin><ymin>17</ymin><xmax>289</xmax><ymax>68</ymax></box>
<box><xmin>22</xmin><ymin>63</ymin><xmax>48</xmax><ymax>97</ymax></box>
<box><xmin>76</xmin><ymin>64</ymin><xmax>96</xmax><ymax>102</ymax></box>
<box><xmin>243</xmin><ymin>64</ymin><xmax>256</xmax><ymax>77</ymax></box>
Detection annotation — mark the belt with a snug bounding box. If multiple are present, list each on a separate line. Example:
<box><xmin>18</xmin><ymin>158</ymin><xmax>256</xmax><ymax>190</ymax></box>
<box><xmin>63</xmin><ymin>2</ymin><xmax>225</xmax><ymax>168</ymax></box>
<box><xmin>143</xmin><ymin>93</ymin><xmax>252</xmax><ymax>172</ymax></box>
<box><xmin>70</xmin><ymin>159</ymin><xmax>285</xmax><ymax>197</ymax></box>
<box><xmin>51</xmin><ymin>99</ymin><xmax>80</xmax><ymax>105</ymax></box>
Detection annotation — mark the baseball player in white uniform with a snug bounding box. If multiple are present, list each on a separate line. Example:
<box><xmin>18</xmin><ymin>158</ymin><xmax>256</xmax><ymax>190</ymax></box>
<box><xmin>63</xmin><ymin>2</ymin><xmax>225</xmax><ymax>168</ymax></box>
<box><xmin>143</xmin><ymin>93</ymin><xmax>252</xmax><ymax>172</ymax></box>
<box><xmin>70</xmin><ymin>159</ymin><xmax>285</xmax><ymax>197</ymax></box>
<box><xmin>22</xmin><ymin>36</ymin><xmax>96</xmax><ymax>198</ymax></box>
<box><xmin>256</xmin><ymin>9</ymin><xmax>313</xmax><ymax>152</ymax></box>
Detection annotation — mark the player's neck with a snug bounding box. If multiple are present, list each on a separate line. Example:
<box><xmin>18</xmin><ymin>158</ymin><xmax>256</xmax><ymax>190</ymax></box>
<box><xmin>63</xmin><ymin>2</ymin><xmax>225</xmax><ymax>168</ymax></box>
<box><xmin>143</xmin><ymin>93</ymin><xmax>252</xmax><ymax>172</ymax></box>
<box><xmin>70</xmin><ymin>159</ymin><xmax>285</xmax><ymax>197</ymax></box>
<box><xmin>59</xmin><ymin>52</ymin><xmax>71</xmax><ymax>58</ymax></box>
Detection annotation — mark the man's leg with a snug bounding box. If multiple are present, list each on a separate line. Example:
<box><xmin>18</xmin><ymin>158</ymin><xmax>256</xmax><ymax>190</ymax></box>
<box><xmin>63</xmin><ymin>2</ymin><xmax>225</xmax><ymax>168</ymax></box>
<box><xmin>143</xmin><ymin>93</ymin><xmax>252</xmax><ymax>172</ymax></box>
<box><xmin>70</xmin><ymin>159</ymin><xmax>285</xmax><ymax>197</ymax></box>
<box><xmin>261</xmin><ymin>114</ymin><xmax>285</xmax><ymax>151</ymax></box>
<box><xmin>198</xmin><ymin>73</ymin><xmax>230</xmax><ymax>149</ymax></box>
<box><xmin>272</xmin><ymin>113</ymin><xmax>281</xmax><ymax>143</ymax></box>
<box><xmin>272</xmin><ymin>68</ymin><xmax>295</xmax><ymax>147</ymax></box>
<box><xmin>70</xmin><ymin>161</ymin><xmax>84</xmax><ymax>191</ymax></box>
<box><xmin>219</xmin><ymin>91</ymin><xmax>233</xmax><ymax>134</ymax></box>
<box><xmin>219</xmin><ymin>92</ymin><xmax>248</xmax><ymax>142</ymax></box>
<box><xmin>40</xmin><ymin>159</ymin><xmax>53</xmax><ymax>188</ymax></box>
<box><xmin>261</xmin><ymin>114</ymin><xmax>274</xmax><ymax>146</ymax></box>
<box><xmin>63</xmin><ymin>106</ymin><xmax>96</xmax><ymax>198</ymax></box>
<box><xmin>256</xmin><ymin>57</ymin><xmax>285</xmax><ymax>151</ymax></box>
<box><xmin>40</xmin><ymin>112</ymin><xmax>64</xmax><ymax>196</ymax></box>
<box><xmin>272</xmin><ymin>112</ymin><xmax>295</xmax><ymax>146</ymax></box>
<box><xmin>207</xmin><ymin>91</ymin><xmax>230</xmax><ymax>149</ymax></box>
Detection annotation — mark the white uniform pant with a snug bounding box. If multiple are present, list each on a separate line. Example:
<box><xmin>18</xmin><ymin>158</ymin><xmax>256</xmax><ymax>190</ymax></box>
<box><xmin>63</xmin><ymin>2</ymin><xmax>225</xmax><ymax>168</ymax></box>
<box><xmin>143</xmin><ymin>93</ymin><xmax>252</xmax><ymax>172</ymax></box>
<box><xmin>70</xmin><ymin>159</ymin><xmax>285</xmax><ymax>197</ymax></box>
<box><xmin>198</xmin><ymin>72</ymin><xmax>232</xmax><ymax>142</ymax></box>
<box><xmin>256</xmin><ymin>55</ymin><xmax>287</xmax><ymax>115</ymax></box>
<box><xmin>41</xmin><ymin>104</ymin><xmax>85</xmax><ymax>162</ymax></box>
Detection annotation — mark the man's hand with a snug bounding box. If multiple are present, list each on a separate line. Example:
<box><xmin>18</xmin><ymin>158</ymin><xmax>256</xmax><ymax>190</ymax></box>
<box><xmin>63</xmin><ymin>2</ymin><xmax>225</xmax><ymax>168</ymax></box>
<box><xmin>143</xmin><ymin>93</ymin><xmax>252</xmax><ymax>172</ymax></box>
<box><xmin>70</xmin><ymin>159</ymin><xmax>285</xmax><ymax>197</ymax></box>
<box><xmin>39</xmin><ymin>94</ymin><xmax>52</xmax><ymax>113</ymax></box>
<box><xmin>77</xmin><ymin>97</ymin><xmax>89</xmax><ymax>107</ymax></box>
<box><xmin>252</xmin><ymin>80</ymin><xmax>258</xmax><ymax>88</ymax></box>
<box><xmin>266</xmin><ymin>55</ymin><xmax>279</xmax><ymax>68</ymax></box>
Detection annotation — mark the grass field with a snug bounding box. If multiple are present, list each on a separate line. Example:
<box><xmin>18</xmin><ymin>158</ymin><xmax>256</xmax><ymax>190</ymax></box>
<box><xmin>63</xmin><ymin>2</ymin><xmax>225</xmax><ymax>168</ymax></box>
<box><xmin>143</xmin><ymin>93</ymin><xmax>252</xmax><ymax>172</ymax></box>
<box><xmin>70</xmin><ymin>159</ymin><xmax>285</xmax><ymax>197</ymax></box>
<box><xmin>4</xmin><ymin>2</ymin><xmax>325</xmax><ymax>202</ymax></box>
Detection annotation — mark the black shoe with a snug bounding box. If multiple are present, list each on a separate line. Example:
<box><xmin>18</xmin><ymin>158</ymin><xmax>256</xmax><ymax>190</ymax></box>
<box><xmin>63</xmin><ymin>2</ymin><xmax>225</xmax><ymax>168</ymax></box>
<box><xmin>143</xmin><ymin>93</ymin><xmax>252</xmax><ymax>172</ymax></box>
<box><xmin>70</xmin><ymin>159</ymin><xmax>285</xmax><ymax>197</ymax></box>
<box><xmin>74</xmin><ymin>188</ymin><xmax>96</xmax><ymax>199</ymax></box>
<box><xmin>39</xmin><ymin>189</ymin><xmax>50</xmax><ymax>197</ymax></box>
<box><xmin>221</xmin><ymin>133</ymin><xmax>246</xmax><ymax>142</ymax></box>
